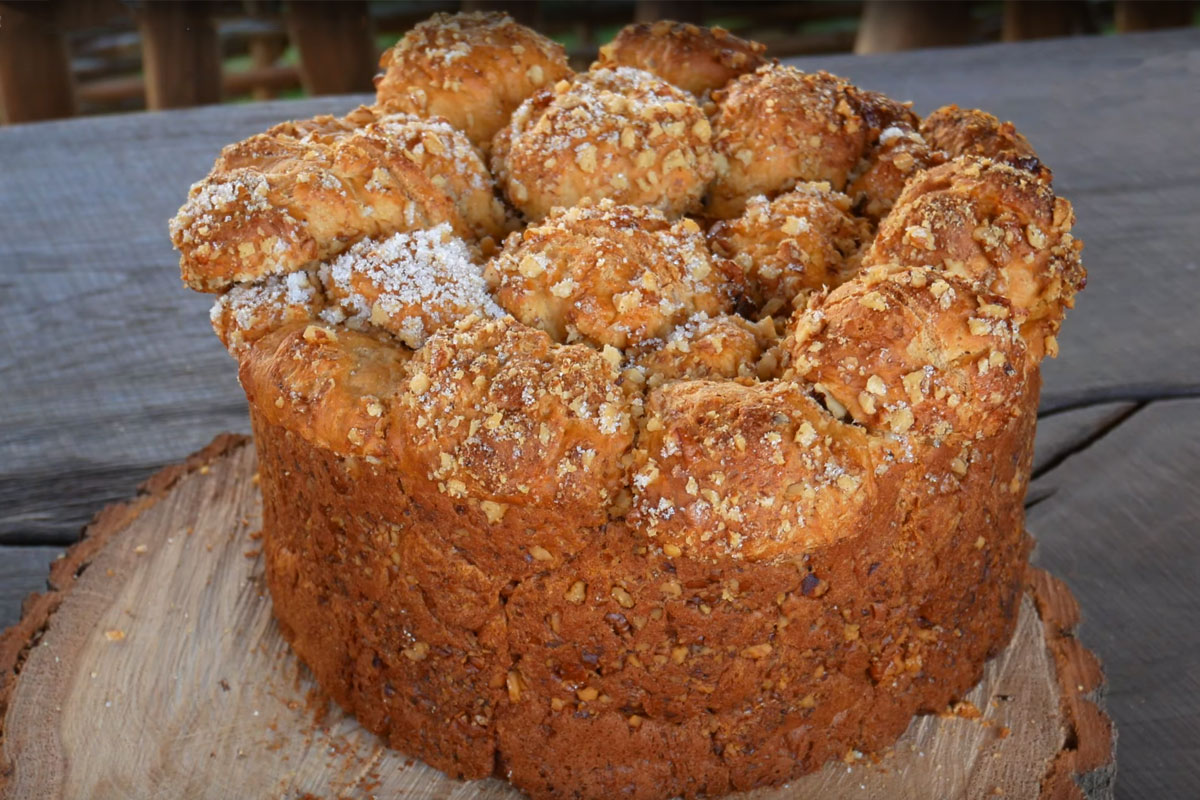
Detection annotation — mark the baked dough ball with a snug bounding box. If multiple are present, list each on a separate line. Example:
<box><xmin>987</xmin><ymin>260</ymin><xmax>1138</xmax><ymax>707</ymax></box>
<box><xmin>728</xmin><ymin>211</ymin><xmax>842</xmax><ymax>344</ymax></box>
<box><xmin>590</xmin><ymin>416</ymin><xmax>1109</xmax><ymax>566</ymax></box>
<box><xmin>708</xmin><ymin>183</ymin><xmax>872</xmax><ymax>317</ymax></box>
<box><xmin>593</xmin><ymin>21</ymin><xmax>767</xmax><ymax>97</ymax></box>
<box><xmin>847</xmin><ymin>124</ymin><xmax>941</xmax><ymax>221</ymax></box>
<box><xmin>630</xmin><ymin>380</ymin><xmax>874</xmax><ymax>561</ymax></box>
<box><xmin>706</xmin><ymin>66</ymin><xmax>868</xmax><ymax>218</ymax></box>
<box><xmin>630</xmin><ymin>312</ymin><xmax>777</xmax><ymax>387</ymax></box>
<box><xmin>863</xmin><ymin>156</ymin><xmax>1085</xmax><ymax>358</ymax></box>
<box><xmin>491</xmin><ymin>67</ymin><xmax>716</xmax><ymax>220</ymax></box>
<box><xmin>319</xmin><ymin>224</ymin><xmax>500</xmax><ymax>348</ymax></box>
<box><xmin>172</xmin><ymin>112</ymin><xmax>508</xmax><ymax>292</ymax></box>
<box><xmin>788</xmin><ymin>265</ymin><xmax>1030</xmax><ymax>442</ymax></box>
<box><xmin>239</xmin><ymin>322</ymin><xmax>412</xmax><ymax>460</ymax></box>
<box><xmin>259</xmin><ymin>104</ymin><xmax>382</xmax><ymax>142</ymax></box>
<box><xmin>392</xmin><ymin>315</ymin><xmax>634</xmax><ymax>518</ymax></box>
<box><xmin>853</xmin><ymin>87</ymin><xmax>919</xmax><ymax>132</ymax></box>
<box><xmin>210</xmin><ymin>270</ymin><xmax>325</xmax><ymax>353</ymax></box>
<box><xmin>920</xmin><ymin>104</ymin><xmax>1041</xmax><ymax>170</ymax></box>
<box><xmin>375</xmin><ymin>11</ymin><xmax>571</xmax><ymax>154</ymax></box>
<box><xmin>486</xmin><ymin>201</ymin><xmax>731</xmax><ymax>349</ymax></box>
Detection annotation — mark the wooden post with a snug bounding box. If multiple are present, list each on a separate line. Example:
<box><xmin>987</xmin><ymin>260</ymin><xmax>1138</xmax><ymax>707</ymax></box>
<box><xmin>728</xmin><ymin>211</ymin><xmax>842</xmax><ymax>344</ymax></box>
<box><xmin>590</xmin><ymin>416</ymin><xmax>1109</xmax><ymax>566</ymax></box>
<box><xmin>248</xmin><ymin>34</ymin><xmax>290</xmax><ymax>100</ymax></box>
<box><xmin>1003</xmin><ymin>0</ymin><xmax>1085</xmax><ymax>41</ymax></box>
<box><xmin>1115</xmin><ymin>0</ymin><xmax>1195</xmax><ymax>32</ymax></box>
<box><xmin>854</xmin><ymin>0</ymin><xmax>972</xmax><ymax>54</ymax></box>
<box><xmin>244</xmin><ymin>1</ymin><xmax>290</xmax><ymax>101</ymax></box>
<box><xmin>633</xmin><ymin>1</ymin><xmax>704</xmax><ymax>24</ymax></box>
<box><xmin>137</xmin><ymin>1</ymin><xmax>222</xmax><ymax>110</ymax></box>
<box><xmin>0</xmin><ymin>1</ymin><xmax>77</xmax><ymax>124</ymax></box>
<box><xmin>286</xmin><ymin>0</ymin><xmax>376</xmax><ymax>96</ymax></box>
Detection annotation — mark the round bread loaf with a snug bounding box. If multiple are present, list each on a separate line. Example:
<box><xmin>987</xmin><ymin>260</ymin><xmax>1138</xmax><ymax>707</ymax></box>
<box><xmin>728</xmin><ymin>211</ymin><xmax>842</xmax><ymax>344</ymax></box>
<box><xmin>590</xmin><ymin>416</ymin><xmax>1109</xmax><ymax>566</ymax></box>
<box><xmin>172</xmin><ymin>13</ymin><xmax>1085</xmax><ymax>800</ymax></box>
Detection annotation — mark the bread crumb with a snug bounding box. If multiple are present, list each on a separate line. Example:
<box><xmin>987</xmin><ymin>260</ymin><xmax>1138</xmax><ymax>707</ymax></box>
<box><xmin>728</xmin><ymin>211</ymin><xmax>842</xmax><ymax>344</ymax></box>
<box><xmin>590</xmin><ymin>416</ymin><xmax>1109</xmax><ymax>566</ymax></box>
<box><xmin>566</xmin><ymin>581</ymin><xmax>587</xmax><ymax>604</ymax></box>
<box><xmin>481</xmin><ymin>500</ymin><xmax>508</xmax><ymax>523</ymax></box>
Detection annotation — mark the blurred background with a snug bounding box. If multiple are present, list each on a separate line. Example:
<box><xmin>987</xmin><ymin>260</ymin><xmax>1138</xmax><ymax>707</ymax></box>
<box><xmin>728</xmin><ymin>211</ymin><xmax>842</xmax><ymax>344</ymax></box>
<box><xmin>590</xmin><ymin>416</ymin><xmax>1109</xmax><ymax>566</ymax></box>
<box><xmin>1</xmin><ymin>0</ymin><xmax>1197</xmax><ymax>125</ymax></box>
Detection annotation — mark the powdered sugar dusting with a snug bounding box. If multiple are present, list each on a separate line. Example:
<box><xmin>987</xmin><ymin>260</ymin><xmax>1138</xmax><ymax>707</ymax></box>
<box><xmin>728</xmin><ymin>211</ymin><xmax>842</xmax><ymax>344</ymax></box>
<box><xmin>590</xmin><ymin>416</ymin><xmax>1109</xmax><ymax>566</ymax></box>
<box><xmin>210</xmin><ymin>270</ymin><xmax>320</xmax><ymax>352</ymax></box>
<box><xmin>170</xmin><ymin>170</ymin><xmax>272</xmax><ymax>242</ymax></box>
<box><xmin>320</xmin><ymin>224</ymin><xmax>502</xmax><ymax>348</ymax></box>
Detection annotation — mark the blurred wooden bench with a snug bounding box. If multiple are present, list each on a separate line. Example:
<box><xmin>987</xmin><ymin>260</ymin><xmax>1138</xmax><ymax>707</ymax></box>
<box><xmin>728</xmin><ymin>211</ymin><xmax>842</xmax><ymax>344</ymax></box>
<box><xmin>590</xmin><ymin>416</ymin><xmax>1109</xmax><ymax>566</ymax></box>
<box><xmin>0</xmin><ymin>0</ymin><xmax>382</xmax><ymax>123</ymax></box>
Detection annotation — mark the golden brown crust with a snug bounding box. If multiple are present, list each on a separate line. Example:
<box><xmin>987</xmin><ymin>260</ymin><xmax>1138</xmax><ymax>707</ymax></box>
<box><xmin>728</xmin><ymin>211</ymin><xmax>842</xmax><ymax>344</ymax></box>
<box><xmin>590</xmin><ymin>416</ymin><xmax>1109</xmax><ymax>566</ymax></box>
<box><xmin>171</xmin><ymin>111</ymin><xmax>508</xmax><ymax>292</ymax></box>
<box><xmin>253</xmin><ymin>418</ymin><xmax>510</xmax><ymax>778</ymax></box>
<box><xmin>593</xmin><ymin>21</ymin><xmax>768</xmax><ymax>97</ymax></box>
<box><xmin>706</xmin><ymin>66</ymin><xmax>869</xmax><ymax>218</ymax></box>
<box><xmin>920</xmin><ymin>104</ymin><xmax>1042</xmax><ymax>171</ymax></box>
<box><xmin>171</xmin><ymin>20</ymin><xmax>1089</xmax><ymax>798</ymax></box>
<box><xmin>239</xmin><ymin>322</ymin><xmax>411</xmax><ymax>460</ymax></box>
<box><xmin>630</xmin><ymin>312</ymin><xmax>778</xmax><ymax>387</ymax></box>
<box><xmin>252</xmin><ymin>370</ymin><xmax>1037</xmax><ymax>797</ymax></box>
<box><xmin>847</xmin><ymin>124</ymin><xmax>942</xmax><ymax>221</ymax></box>
<box><xmin>492</xmin><ymin>67</ymin><xmax>716</xmax><ymax>220</ymax></box>
<box><xmin>254</xmin><ymin>104</ymin><xmax>384</xmax><ymax>143</ymax></box>
<box><xmin>486</xmin><ymin>201</ymin><xmax>731</xmax><ymax>349</ymax></box>
<box><xmin>375</xmin><ymin>11</ymin><xmax>572</xmax><ymax>154</ymax></box>
<box><xmin>707</xmin><ymin>183</ymin><xmax>872</xmax><ymax>318</ymax></box>
<box><xmin>630</xmin><ymin>379</ymin><xmax>877</xmax><ymax>562</ymax></box>
<box><xmin>209</xmin><ymin>269</ymin><xmax>326</xmax><ymax>353</ymax></box>
<box><xmin>863</xmin><ymin>156</ymin><xmax>1085</xmax><ymax>359</ymax></box>
<box><xmin>787</xmin><ymin>265</ymin><xmax>1031</xmax><ymax>442</ymax></box>
<box><xmin>389</xmin><ymin>315</ymin><xmax>636</xmax><ymax>575</ymax></box>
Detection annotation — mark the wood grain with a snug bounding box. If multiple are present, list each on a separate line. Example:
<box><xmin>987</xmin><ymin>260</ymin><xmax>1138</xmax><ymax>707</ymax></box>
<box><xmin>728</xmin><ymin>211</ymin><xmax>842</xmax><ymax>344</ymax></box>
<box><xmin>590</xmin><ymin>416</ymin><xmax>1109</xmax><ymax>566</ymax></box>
<box><xmin>1031</xmin><ymin>402</ymin><xmax>1139</xmax><ymax>482</ymax></box>
<box><xmin>0</xmin><ymin>438</ymin><xmax>1111</xmax><ymax>800</ymax></box>
<box><xmin>1028</xmin><ymin>399</ymin><xmax>1200</xmax><ymax>799</ymax></box>
<box><xmin>0</xmin><ymin>548</ymin><xmax>62</xmax><ymax>632</ymax></box>
<box><xmin>0</xmin><ymin>96</ymin><xmax>350</xmax><ymax>546</ymax></box>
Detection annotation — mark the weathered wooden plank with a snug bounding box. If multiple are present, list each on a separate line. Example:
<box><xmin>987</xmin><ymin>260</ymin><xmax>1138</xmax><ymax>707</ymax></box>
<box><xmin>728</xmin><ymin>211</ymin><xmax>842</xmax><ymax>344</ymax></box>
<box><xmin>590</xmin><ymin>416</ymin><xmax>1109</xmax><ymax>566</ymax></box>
<box><xmin>1031</xmin><ymin>402</ymin><xmax>1140</xmax><ymax>480</ymax></box>
<box><xmin>0</xmin><ymin>547</ymin><xmax>63</xmax><ymax>632</ymax></box>
<box><xmin>1028</xmin><ymin>398</ymin><xmax>1200</xmax><ymax>799</ymax></box>
<box><xmin>0</xmin><ymin>96</ymin><xmax>352</xmax><ymax>546</ymax></box>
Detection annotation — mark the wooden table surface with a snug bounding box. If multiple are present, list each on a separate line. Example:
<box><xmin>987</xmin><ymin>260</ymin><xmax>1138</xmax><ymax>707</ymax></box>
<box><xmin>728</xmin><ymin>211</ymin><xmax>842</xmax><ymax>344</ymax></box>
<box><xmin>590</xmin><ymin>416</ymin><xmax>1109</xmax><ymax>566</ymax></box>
<box><xmin>1</xmin><ymin>29</ymin><xmax>1197</xmax><ymax>800</ymax></box>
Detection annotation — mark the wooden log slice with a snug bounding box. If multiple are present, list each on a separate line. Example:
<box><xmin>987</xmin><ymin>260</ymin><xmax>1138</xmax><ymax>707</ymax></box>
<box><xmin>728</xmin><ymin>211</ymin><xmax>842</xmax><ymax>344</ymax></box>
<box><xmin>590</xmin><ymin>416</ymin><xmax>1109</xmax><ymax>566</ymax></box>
<box><xmin>0</xmin><ymin>436</ymin><xmax>1115</xmax><ymax>799</ymax></box>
